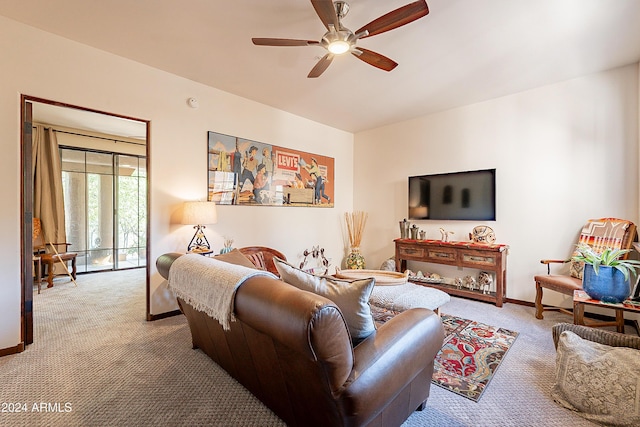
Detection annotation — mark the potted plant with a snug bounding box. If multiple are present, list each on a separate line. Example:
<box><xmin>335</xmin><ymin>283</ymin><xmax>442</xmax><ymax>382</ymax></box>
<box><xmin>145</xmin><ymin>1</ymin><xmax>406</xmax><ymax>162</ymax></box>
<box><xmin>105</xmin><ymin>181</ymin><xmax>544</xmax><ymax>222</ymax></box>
<box><xmin>572</xmin><ymin>243</ymin><xmax>640</xmax><ymax>303</ymax></box>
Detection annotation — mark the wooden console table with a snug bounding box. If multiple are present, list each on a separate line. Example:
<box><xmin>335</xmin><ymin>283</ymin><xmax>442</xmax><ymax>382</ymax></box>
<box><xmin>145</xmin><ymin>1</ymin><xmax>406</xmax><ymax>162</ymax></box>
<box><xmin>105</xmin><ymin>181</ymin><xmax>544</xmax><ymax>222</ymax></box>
<box><xmin>394</xmin><ymin>239</ymin><xmax>509</xmax><ymax>307</ymax></box>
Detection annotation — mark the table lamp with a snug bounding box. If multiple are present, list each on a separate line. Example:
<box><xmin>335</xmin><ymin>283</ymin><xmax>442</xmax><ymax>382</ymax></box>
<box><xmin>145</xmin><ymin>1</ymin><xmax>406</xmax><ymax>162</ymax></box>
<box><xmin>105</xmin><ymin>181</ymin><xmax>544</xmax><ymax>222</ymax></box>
<box><xmin>182</xmin><ymin>201</ymin><xmax>218</xmax><ymax>253</ymax></box>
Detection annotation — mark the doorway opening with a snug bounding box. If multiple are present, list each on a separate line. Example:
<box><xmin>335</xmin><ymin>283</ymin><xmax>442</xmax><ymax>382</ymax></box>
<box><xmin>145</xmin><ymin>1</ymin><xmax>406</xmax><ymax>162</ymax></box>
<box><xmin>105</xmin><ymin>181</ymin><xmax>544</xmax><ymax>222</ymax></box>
<box><xmin>21</xmin><ymin>95</ymin><xmax>150</xmax><ymax>346</ymax></box>
<box><xmin>61</xmin><ymin>148</ymin><xmax>147</xmax><ymax>273</ymax></box>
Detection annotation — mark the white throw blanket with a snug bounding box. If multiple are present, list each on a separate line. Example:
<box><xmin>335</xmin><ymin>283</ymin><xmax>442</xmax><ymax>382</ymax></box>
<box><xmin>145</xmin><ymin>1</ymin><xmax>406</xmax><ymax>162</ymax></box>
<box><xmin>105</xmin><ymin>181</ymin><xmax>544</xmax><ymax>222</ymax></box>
<box><xmin>168</xmin><ymin>254</ymin><xmax>277</xmax><ymax>330</ymax></box>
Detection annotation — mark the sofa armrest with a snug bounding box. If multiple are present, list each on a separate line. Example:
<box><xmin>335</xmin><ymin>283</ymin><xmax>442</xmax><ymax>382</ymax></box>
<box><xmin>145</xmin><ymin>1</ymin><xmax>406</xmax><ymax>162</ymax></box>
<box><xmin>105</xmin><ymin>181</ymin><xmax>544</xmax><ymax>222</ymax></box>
<box><xmin>156</xmin><ymin>252</ymin><xmax>183</xmax><ymax>280</ymax></box>
<box><xmin>540</xmin><ymin>259</ymin><xmax>570</xmax><ymax>264</ymax></box>
<box><xmin>540</xmin><ymin>259</ymin><xmax>570</xmax><ymax>274</ymax></box>
<box><xmin>341</xmin><ymin>308</ymin><xmax>444</xmax><ymax>422</ymax></box>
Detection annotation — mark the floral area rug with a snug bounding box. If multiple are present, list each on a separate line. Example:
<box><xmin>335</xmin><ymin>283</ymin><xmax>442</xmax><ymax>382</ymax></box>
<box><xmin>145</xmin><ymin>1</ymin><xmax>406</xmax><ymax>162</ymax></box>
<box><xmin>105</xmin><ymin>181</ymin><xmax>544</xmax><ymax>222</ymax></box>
<box><xmin>432</xmin><ymin>314</ymin><xmax>518</xmax><ymax>402</ymax></box>
<box><xmin>370</xmin><ymin>307</ymin><xmax>518</xmax><ymax>402</ymax></box>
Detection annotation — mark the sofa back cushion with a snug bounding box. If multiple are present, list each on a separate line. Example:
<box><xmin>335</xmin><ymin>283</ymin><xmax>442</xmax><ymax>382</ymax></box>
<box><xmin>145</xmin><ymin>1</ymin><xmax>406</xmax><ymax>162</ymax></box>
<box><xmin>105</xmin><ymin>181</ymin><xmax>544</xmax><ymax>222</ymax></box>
<box><xmin>273</xmin><ymin>257</ymin><xmax>376</xmax><ymax>344</ymax></box>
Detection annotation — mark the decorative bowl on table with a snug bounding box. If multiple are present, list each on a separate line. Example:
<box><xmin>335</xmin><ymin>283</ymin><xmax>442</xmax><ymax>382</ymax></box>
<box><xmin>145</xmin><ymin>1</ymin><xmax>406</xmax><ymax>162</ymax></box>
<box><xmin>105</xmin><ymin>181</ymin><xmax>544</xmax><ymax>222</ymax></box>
<box><xmin>334</xmin><ymin>269</ymin><xmax>408</xmax><ymax>286</ymax></box>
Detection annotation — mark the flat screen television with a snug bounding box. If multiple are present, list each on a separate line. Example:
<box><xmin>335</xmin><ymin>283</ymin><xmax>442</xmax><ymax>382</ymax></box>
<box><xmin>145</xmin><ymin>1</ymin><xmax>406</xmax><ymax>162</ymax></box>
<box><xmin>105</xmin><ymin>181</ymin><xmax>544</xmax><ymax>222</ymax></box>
<box><xmin>408</xmin><ymin>168</ymin><xmax>496</xmax><ymax>221</ymax></box>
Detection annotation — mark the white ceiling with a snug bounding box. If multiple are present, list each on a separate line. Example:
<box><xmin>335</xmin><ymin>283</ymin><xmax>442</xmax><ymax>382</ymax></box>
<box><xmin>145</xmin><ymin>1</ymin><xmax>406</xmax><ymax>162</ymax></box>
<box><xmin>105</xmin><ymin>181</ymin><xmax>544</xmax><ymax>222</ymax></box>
<box><xmin>3</xmin><ymin>0</ymin><xmax>640</xmax><ymax>133</ymax></box>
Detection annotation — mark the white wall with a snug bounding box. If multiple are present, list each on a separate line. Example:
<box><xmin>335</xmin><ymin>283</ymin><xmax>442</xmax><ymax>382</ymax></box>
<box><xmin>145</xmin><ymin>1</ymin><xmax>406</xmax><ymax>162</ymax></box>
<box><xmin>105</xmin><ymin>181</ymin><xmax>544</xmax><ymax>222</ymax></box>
<box><xmin>0</xmin><ymin>16</ymin><xmax>353</xmax><ymax>350</ymax></box>
<box><xmin>2</xmin><ymin>15</ymin><xmax>638</xmax><ymax>352</ymax></box>
<box><xmin>354</xmin><ymin>63</ymin><xmax>639</xmax><ymax>307</ymax></box>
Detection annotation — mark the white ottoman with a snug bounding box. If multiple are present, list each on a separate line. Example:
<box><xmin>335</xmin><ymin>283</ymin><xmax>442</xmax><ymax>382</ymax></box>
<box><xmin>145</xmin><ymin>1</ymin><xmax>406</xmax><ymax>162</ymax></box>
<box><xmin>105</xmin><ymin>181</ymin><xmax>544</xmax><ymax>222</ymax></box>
<box><xmin>369</xmin><ymin>282</ymin><xmax>450</xmax><ymax>314</ymax></box>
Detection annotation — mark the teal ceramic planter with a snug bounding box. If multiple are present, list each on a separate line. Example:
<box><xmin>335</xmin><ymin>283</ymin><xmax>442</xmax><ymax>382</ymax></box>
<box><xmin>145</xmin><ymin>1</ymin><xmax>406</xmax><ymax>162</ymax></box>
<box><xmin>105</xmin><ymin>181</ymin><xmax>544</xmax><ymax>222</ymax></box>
<box><xmin>582</xmin><ymin>264</ymin><xmax>631</xmax><ymax>303</ymax></box>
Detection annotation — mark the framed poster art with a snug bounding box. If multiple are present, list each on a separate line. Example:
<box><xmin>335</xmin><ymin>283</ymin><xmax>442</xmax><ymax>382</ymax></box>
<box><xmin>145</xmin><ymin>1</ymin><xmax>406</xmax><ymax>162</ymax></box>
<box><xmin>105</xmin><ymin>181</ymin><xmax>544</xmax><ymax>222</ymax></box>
<box><xmin>207</xmin><ymin>131</ymin><xmax>334</xmax><ymax>207</ymax></box>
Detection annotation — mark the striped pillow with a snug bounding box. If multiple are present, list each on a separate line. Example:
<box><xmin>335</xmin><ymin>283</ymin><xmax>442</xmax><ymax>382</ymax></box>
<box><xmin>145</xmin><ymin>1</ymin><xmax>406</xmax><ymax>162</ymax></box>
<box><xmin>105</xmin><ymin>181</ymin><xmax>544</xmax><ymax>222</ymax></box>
<box><xmin>245</xmin><ymin>251</ymin><xmax>267</xmax><ymax>271</ymax></box>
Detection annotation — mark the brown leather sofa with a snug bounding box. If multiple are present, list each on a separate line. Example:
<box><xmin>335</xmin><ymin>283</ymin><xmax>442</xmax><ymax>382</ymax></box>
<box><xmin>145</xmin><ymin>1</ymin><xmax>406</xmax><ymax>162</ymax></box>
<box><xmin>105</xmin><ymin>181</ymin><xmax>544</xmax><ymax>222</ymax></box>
<box><xmin>157</xmin><ymin>252</ymin><xmax>444</xmax><ymax>427</ymax></box>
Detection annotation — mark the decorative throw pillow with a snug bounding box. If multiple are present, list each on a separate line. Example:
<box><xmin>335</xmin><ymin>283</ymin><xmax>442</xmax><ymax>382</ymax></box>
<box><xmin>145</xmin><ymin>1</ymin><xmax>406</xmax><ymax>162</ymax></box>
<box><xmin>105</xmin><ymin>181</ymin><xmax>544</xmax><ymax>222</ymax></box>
<box><xmin>273</xmin><ymin>257</ymin><xmax>376</xmax><ymax>344</ymax></box>
<box><xmin>569</xmin><ymin>259</ymin><xmax>584</xmax><ymax>280</ymax></box>
<box><xmin>245</xmin><ymin>252</ymin><xmax>267</xmax><ymax>271</ymax></box>
<box><xmin>214</xmin><ymin>248</ymin><xmax>257</xmax><ymax>269</ymax></box>
<box><xmin>552</xmin><ymin>331</ymin><xmax>640</xmax><ymax>426</ymax></box>
<box><xmin>379</xmin><ymin>257</ymin><xmax>396</xmax><ymax>271</ymax></box>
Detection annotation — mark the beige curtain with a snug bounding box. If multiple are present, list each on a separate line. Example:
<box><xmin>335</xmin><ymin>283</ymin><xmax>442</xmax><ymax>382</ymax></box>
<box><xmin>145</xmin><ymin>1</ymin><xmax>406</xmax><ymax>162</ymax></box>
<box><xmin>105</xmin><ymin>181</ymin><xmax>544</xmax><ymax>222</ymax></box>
<box><xmin>32</xmin><ymin>125</ymin><xmax>67</xmax><ymax>245</ymax></box>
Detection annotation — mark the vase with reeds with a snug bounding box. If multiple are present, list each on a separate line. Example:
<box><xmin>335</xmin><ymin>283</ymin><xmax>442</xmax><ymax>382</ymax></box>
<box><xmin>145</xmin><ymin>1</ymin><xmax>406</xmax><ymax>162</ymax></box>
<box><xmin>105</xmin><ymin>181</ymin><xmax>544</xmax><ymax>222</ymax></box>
<box><xmin>219</xmin><ymin>237</ymin><xmax>234</xmax><ymax>254</ymax></box>
<box><xmin>345</xmin><ymin>211</ymin><xmax>368</xmax><ymax>269</ymax></box>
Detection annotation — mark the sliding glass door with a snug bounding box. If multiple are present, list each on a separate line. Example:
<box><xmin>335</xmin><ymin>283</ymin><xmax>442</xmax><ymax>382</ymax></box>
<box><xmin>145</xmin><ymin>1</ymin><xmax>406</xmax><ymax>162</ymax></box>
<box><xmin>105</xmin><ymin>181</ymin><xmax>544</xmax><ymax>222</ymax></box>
<box><xmin>61</xmin><ymin>148</ymin><xmax>146</xmax><ymax>273</ymax></box>
<box><xmin>116</xmin><ymin>155</ymin><xmax>147</xmax><ymax>268</ymax></box>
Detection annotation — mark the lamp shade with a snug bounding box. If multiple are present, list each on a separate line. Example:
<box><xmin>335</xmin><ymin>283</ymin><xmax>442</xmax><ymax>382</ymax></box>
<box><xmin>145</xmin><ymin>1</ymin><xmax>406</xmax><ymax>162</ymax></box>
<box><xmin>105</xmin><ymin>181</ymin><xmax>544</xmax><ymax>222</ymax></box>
<box><xmin>181</xmin><ymin>201</ymin><xmax>218</xmax><ymax>225</ymax></box>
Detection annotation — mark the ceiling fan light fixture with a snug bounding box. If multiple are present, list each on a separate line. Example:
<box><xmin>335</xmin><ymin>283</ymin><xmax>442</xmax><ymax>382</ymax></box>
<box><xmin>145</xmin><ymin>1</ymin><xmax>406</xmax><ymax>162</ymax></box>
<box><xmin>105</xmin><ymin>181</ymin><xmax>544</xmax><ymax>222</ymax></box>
<box><xmin>252</xmin><ymin>0</ymin><xmax>430</xmax><ymax>77</ymax></box>
<box><xmin>323</xmin><ymin>28</ymin><xmax>353</xmax><ymax>55</ymax></box>
<box><xmin>327</xmin><ymin>40</ymin><xmax>350</xmax><ymax>54</ymax></box>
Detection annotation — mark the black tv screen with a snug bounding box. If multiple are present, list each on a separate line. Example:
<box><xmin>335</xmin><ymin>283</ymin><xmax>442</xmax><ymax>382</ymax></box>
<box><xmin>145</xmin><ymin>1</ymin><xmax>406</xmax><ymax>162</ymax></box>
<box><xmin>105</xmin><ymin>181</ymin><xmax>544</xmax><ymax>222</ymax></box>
<box><xmin>408</xmin><ymin>169</ymin><xmax>496</xmax><ymax>221</ymax></box>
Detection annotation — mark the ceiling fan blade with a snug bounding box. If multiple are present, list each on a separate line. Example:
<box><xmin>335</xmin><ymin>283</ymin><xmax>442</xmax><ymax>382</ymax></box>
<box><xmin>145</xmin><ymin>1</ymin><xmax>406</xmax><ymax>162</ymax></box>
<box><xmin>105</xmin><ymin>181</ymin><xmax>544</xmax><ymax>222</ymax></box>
<box><xmin>356</xmin><ymin>0</ymin><xmax>429</xmax><ymax>39</ymax></box>
<box><xmin>252</xmin><ymin>38</ymin><xmax>319</xmax><ymax>47</ymax></box>
<box><xmin>308</xmin><ymin>53</ymin><xmax>334</xmax><ymax>78</ymax></box>
<box><xmin>352</xmin><ymin>48</ymin><xmax>398</xmax><ymax>72</ymax></box>
<box><xmin>311</xmin><ymin>0</ymin><xmax>340</xmax><ymax>31</ymax></box>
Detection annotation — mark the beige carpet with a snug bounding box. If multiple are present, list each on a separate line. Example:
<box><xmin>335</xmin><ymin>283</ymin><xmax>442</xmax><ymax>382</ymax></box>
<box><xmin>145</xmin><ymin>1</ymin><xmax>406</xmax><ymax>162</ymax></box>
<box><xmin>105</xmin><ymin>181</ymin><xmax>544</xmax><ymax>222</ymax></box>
<box><xmin>0</xmin><ymin>270</ymin><xmax>598</xmax><ymax>426</ymax></box>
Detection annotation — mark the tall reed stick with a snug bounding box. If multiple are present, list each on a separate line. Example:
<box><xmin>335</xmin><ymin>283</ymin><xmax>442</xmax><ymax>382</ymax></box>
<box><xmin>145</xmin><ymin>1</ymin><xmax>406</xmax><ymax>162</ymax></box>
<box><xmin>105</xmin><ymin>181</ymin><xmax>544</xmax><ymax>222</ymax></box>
<box><xmin>345</xmin><ymin>211</ymin><xmax>368</xmax><ymax>248</ymax></box>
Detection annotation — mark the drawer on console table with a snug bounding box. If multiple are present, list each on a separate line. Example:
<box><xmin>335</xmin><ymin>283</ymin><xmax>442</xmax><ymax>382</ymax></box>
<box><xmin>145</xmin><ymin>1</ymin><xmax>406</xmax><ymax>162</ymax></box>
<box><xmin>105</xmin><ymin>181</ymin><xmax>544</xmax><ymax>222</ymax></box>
<box><xmin>397</xmin><ymin>245</ymin><xmax>425</xmax><ymax>259</ymax></box>
<box><xmin>460</xmin><ymin>250</ymin><xmax>498</xmax><ymax>268</ymax></box>
<box><xmin>426</xmin><ymin>248</ymin><xmax>457</xmax><ymax>264</ymax></box>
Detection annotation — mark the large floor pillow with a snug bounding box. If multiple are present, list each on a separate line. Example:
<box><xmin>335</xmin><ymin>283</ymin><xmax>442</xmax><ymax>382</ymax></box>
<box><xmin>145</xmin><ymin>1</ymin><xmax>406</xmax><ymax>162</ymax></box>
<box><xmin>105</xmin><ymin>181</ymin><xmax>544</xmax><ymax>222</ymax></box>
<box><xmin>552</xmin><ymin>330</ymin><xmax>640</xmax><ymax>426</ymax></box>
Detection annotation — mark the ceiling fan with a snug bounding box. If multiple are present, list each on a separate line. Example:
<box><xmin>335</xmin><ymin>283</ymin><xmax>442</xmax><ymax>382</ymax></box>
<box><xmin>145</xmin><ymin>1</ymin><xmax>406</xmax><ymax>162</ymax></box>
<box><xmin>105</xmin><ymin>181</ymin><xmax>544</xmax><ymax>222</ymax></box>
<box><xmin>252</xmin><ymin>0</ymin><xmax>429</xmax><ymax>78</ymax></box>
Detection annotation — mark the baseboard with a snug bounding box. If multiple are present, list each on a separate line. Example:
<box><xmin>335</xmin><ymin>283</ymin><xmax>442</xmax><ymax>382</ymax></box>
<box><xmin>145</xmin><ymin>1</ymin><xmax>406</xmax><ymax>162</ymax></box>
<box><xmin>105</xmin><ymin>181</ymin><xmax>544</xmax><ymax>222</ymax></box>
<box><xmin>0</xmin><ymin>342</ymin><xmax>24</xmax><ymax>358</ymax></box>
<box><xmin>505</xmin><ymin>298</ymin><xmax>534</xmax><ymax>307</ymax></box>
<box><xmin>147</xmin><ymin>309</ymin><xmax>181</xmax><ymax>321</ymax></box>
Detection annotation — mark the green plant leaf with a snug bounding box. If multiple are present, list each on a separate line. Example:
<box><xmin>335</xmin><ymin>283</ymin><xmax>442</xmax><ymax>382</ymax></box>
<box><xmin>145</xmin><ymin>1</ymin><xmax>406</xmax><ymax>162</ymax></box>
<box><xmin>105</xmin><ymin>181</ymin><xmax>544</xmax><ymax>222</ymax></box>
<box><xmin>613</xmin><ymin>264</ymin><xmax>631</xmax><ymax>281</ymax></box>
<box><xmin>571</xmin><ymin>243</ymin><xmax>640</xmax><ymax>279</ymax></box>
